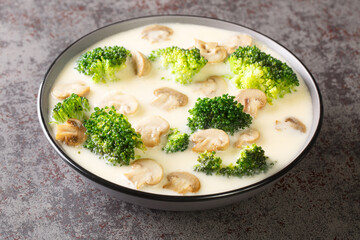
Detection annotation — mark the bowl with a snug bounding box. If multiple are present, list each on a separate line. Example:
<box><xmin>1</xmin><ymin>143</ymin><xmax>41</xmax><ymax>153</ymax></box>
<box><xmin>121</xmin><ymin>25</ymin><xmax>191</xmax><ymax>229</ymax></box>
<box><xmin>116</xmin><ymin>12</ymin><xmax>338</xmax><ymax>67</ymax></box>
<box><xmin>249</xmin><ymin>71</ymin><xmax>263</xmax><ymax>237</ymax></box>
<box><xmin>37</xmin><ymin>15</ymin><xmax>323</xmax><ymax>211</ymax></box>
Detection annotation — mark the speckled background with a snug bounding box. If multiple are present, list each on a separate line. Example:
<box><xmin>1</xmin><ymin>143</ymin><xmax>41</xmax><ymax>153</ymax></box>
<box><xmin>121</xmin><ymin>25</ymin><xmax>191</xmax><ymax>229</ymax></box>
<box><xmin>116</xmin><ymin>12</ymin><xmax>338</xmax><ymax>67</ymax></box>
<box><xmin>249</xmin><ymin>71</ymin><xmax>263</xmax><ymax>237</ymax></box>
<box><xmin>1</xmin><ymin>0</ymin><xmax>359</xmax><ymax>239</ymax></box>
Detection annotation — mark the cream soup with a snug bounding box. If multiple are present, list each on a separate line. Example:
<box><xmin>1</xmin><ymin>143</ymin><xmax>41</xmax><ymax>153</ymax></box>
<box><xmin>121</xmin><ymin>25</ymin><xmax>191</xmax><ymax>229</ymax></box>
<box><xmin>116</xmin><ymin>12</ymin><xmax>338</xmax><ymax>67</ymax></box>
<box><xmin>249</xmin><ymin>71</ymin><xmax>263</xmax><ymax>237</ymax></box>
<box><xmin>49</xmin><ymin>23</ymin><xmax>313</xmax><ymax>195</ymax></box>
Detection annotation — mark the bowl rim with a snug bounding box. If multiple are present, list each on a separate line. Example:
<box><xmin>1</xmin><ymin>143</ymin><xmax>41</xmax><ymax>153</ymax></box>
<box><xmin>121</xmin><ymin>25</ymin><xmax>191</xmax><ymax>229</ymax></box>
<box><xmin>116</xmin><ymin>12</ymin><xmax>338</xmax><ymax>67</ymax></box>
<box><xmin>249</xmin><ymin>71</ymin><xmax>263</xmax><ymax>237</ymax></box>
<box><xmin>37</xmin><ymin>14</ymin><xmax>323</xmax><ymax>203</ymax></box>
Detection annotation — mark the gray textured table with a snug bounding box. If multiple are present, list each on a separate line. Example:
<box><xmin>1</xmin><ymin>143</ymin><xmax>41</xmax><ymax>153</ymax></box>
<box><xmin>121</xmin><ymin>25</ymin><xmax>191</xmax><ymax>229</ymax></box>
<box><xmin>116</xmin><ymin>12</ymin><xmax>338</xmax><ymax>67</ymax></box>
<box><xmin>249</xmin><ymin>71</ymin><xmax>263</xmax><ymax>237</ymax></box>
<box><xmin>1</xmin><ymin>0</ymin><xmax>359</xmax><ymax>239</ymax></box>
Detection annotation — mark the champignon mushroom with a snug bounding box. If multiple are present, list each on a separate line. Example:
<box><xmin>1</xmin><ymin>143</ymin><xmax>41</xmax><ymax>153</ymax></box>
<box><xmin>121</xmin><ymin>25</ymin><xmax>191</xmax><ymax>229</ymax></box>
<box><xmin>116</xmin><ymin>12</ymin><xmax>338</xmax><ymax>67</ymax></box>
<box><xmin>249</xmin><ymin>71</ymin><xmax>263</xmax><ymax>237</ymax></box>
<box><xmin>194</xmin><ymin>39</ymin><xmax>227</xmax><ymax>63</ymax></box>
<box><xmin>275</xmin><ymin>117</ymin><xmax>306</xmax><ymax>133</ymax></box>
<box><xmin>99</xmin><ymin>91</ymin><xmax>139</xmax><ymax>115</ymax></box>
<box><xmin>235</xmin><ymin>89</ymin><xmax>267</xmax><ymax>117</ymax></box>
<box><xmin>55</xmin><ymin>118</ymin><xmax>86</xmax><ymax>146</ymax></box>
<box><xmin>152</xmin><ymin>87</ymin><xmax>188</xmax><ymax>111</ymax></box>
<box><xmin>51</xmin><ymin>81</ymin><xmax>90</xmax><ymax>100</ymax></box>
<box><xmin>132</xmin><ymin>50</ymin><xmax>151</xmax><ymax>77</ymax></box>
<box><xmin>141</xmin><ymin>24</ymin><xmax>173</xmax><ymax>43</ymax></box>
<box><xmin>235</xmin><ymin>128</ymin><xmax>260</xmax><ymax>148</ymax></box>
<box><xmin>190</xmin><ymin>129</ymin><xmax>230</xmax><ymax>152</ymax></box>
<box><xmin>163</xmin><ymin>172</ymin><xmax>201</xmax><ymax>194</ymax></box>
<box><xmin>223</xmin><ymin>34</ymin><xmax>253</xmax><ymax>54</ymax></box>
<box><xmin>286</xmin><ymin>117</ymin><xmax>306</xmax><ymax>133</ymax></box>
<box><xmin>124</xmin><ymin>158</ymin><xmax>164</xmax><ymax>189</ymax></box>
<box><xmin>135</xmin><ymin>115</ymin><xmax>170</xmax><ymax>147</ymax></box>
<box><xmin>193</xmin><ymin>76</ymin><xmax>227</xmax><ymax>97</ymax></box>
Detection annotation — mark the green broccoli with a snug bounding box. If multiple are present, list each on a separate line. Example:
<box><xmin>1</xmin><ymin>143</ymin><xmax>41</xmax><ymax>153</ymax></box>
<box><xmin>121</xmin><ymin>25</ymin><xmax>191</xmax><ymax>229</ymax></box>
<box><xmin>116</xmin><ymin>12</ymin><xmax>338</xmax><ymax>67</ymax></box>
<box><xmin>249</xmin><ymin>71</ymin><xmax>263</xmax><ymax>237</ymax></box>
<box><xmin>228</xmin><ymin>45</ymin><xmax>299</xmax><ymax>102</ymax></box>
<box><xmin>194</xmin><ymin>144</ymin><xmax>272</xmax><ymax>177</ymax></box>
<box><xmin>148</xmin><ymin>46</ymin><xmax>207</xmax><ymax>84</ymax></box>
<box><xmin>52</xmin><ymin>93</ymin><xmax>90</xmax><ymax>123</ymax></box>
<box><xmin>76</xmin><ymin>46</ymin><xmax>131</xmax><ymax>83</ymax></box>
<box><xmin>220</xmin><ymin>144</ymin><xmax>270</xmax><ymax>177</ymax></box>
<box><xmin>162</xmin><ymin>128</ymin><xmax>190</xmax><ymax>153</ymax></box>
<box><xmin>193</xmin><ymin>151</ymin><xmax>222</xmax><ymax>175</ymax></box>
<box><xmin>83</xmin><ymin>106</ymin><xmax>145</xmax><ymax>166</ymax></box>
<box><xmin>187</xmin><ymin>94</ymin><xmax>252</xmax><ymax>135</ymax></box>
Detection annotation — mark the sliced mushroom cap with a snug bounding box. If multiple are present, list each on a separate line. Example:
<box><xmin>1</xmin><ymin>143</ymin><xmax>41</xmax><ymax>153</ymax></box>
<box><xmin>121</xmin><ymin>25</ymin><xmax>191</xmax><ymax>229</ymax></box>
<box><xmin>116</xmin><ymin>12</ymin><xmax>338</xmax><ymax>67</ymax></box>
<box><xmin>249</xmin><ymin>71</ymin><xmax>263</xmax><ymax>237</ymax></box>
<box><xmin>190</xmin><ymin>129</ymin><xmax>230</xmax><ymax>152</ymax></box>
<box><xmin>194</xmin><ymin>39</ymin><xmax>227</xmax><ymax>63</ymax></box>
<box><xmin>285</xmin><ymin>117</ymin><xmax>306</xmax><ymax>133</ymax></box>
<box><xmin>141</xmin><ymin>24</ymin><xmax>173</xmax><ymax>43</ymax></box>
<box><xmin>132</xmin><ymin>50</ymin><xmax>151</xmax><ymax>77</ymax></box>
<box><xmin>275</xmin><ymin>117</ymin><xmax>306</xmax><ymax>133</ymax></box>
<box><xmin>99</xmin><ymin>91</ymin><xmax>139</xmax><ymax>115</ymax></box>
<box><xmin>152</xmin><ymin>87</ymin><xmax>188</xmax><ymax>111</ymax></box>
<box><xmin>124</xmin><ymin>159</ymin><xmax>163</xmax><ymax>189</ymax></box>
<box><xmin>52</xmin><ymin>81</ymin><xmax>90</xmax><ymax>100</ymax></box>
<box><xmin>194</xmin><ymin>76</ymin><xmax>227</xmax><ymax>97</ymax></box>
<box><xmin>235</xmin><ymin>89</ymin><xmax>267</xmax><ymax>117</ymax></box>
<box><xmin>235</xmin><ymin>129</ymin><xmax>260</xmax><ymax>148</ymax></box>
<box><xmin>223</xmin><ymin>34</ymin><xmax>253</xmax><ymax>54</ymax></box>
<box><xmin>163</xmin><ymin>172</ymin><xmax>201</xmax><ymax>194</ymax></box>
<box><xmin>135</xmin><ymin>116</ymin><xmax>170</xmax><ymax>147</ymax></box>
<box><xmin>56</xmin><ymin>118</ymin><xmax>86</xmax><ymax>146</ymax></box>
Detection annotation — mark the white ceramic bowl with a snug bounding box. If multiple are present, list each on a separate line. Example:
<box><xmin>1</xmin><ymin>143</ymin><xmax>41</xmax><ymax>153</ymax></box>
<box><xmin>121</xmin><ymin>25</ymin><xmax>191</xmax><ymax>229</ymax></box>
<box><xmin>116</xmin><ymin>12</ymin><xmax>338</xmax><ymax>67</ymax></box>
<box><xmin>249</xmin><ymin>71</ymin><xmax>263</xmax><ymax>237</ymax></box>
<box><xmin>37</xmin><ymin>15</ymin><xmax>323</xmax><ymax>211</ymax></box>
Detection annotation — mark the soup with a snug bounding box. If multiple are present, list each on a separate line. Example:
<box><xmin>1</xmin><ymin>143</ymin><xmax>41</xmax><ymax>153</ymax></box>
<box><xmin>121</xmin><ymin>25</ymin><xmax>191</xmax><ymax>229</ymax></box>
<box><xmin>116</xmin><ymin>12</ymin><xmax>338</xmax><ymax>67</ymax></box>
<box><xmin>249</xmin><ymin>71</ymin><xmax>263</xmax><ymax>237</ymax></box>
<box><xmin>48</xmin><ymin>23</ymin><xmax>312</xmax><ymax>195</ymax></box>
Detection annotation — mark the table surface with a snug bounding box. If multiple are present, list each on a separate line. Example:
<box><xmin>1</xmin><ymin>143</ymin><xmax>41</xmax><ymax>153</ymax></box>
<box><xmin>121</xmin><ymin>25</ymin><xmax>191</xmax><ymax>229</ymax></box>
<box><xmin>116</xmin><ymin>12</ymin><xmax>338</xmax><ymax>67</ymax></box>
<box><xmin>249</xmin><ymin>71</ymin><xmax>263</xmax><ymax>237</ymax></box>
<box><xmin>1</xmin><ymin>0</ymin><xmax>359</xmax><ymax>239</ymax></box>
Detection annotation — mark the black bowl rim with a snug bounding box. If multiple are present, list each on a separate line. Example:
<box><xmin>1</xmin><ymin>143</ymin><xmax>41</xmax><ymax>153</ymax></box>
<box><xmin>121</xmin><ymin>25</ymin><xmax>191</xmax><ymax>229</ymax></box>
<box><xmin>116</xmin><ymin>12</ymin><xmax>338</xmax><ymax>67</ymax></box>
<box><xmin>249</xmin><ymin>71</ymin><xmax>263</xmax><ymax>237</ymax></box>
<box><xmin>37</xmin><ymin>14</ymin><xmax>323</xmax><ymax>203</ymax></box>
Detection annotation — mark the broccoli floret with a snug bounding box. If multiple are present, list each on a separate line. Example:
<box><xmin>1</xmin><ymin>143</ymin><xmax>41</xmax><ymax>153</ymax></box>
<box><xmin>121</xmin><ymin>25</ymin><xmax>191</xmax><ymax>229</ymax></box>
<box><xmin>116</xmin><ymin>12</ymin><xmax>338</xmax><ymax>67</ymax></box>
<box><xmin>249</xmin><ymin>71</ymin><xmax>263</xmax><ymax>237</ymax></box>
<box><xmin>83</xmin><ymin>106</ymin><xmax>144</xmax><ymax>166</ymax></box>
<box><xmin>237</xmin><ymin>144</ymin><xmax>270</xmax><ymax>175</ymax></box>
<box><xmin>228</xmin><ymin>45</ymin><xmax>299</xmax><ymax>102</ymax></box>
<box><xmin>148</xmin><ymin>46</ymin><xmax>207</xmax><ymax>84</ymax></box>
<box><xmin>52</xmin><ymin>93</ymin><xmax>90</xmax><ymax>123</ymax></box>
<box><xmin>76</xmin><ymin>46</ymin><xmax>131</xmax><ymax>83</ymax></box>
<box><xmin>220</xmin><ymin>144</ymin><xmax>270</xmax><ymax>177</ymax></box>
<box><xmin>162</xmin><ymin>128</ymin><xmax>190</xmax><ymax>153</ymax></box>
<box><xmin>194</xmin><ymin>151</ymin><xmax>222</xmax><ymax>175</ymax></box>
<box><xmin>187</xmin><ymin>94</ymin><xmax>252</xmax><ymax>135</ymax></box>
<box><xmin>194</xmin><ymin>144</ymin><xmax>272</xmax><ymax>177</ymax></box>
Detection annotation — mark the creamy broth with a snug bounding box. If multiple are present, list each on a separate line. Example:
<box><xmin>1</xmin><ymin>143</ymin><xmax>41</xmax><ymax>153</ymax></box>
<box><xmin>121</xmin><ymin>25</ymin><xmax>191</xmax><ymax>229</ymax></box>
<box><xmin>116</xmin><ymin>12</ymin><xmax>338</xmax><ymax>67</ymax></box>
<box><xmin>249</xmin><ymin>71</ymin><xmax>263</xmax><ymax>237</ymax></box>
<box><xmin>49</xmin><ymin>23</ymin><xmax>313</xmax><ymax>195</ymax></box>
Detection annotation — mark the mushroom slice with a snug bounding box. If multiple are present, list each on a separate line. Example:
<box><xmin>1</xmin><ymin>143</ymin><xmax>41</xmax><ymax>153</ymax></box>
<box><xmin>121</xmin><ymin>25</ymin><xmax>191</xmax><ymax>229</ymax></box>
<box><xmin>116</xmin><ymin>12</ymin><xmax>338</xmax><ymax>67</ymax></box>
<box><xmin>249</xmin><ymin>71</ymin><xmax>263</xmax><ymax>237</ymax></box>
<box><xmin>132</xmin><ymin>50</ymin><xmax>151</xmax><ymax>77</ymax></box>
<box><xmin>124</xmin><ymin>159</ymin><xmax>163</xmax><ymax>189</ymax></box>
<box><xmin>275</xmin><ymin>118</ymin><xmax>306</xmax><ymax>133</ymax></box>
<box><xmin>285</xmin><ymin>117</ymin><xmax>306</xmax><ymax>133</ymax></box>
<box><xmin>51</xmin><ymin>81</ymin><xmax>90</xmax><ymax>100</ymax></box>
<box><xmin>163</xmin><ymin>172</ymin><xmax>200</xmax><ymax>194</ymax></box>
<box><xmin>190</xmin><ymin>129</ymin><xmax>230</xmax><ymax>153</ymax></box>
<box><xmin>152</xmin><ymin>87</ymin><xmax>188</xmax><ymax>111</ymax></box>
<box><xmin>99</xmin><ymin>91</ymin><xmax>139</xmax><ymax>115</ymax></box>
<box><xmin>235</xmin><ymin>89</ymin><xmax>267</xmax><ymax>117</ymax></box>
<box><xmin>235</xmin><ymin>129</ymin><xmax>260</xmax><ymax>148</ymax></box>
<box><xmin>55</xmin><ymin>119</ymin><xmax>86</xmax><ymax>146</ymax></box>
<box><xmin>135</xmin><ymin>116</ymin><xmax>170</xmax><ymax>147</ymax></box>
<box><xmin>194</xmin><ymin>39</ymin><xmax>227</xmax><ymax>63</ymax></box>
<box><xmin>141</xmin><ymin>24</ymin><xmax>173</xmax><ymax>43</ymax></box>
<box><xmin>223</xmin><ymin>34</ymin><xmax>253</xmax><ymax>54</ymax></box>
<box><xmin>194</xmin><ymin>76</ymin><xmax>227</xmax><ymax>97</ymax></box>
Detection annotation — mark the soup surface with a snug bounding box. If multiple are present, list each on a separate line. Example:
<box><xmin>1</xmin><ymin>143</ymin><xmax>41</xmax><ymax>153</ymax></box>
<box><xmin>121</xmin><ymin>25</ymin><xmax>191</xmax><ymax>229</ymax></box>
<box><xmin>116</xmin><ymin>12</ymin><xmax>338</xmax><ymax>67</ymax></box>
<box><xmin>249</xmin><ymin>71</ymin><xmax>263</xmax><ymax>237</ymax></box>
<box><xmin>49</xmin><ymin>23</ymin><xmax>313</xmax><ymax>195</ymax></box>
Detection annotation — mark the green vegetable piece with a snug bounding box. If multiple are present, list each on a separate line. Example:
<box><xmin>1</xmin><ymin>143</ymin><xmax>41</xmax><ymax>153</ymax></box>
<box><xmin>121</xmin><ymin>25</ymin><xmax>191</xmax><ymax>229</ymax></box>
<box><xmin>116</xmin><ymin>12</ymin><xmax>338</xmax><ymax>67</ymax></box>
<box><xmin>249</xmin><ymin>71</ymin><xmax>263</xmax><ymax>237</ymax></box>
<box><xmin>221</xmin><ymin>144</ymin><xmax>270</xmax><ymax>177</ymax></box>
<box><xmin>148</xmin><ymin>46</ymin><xmax>208</xmax><ymax>84</ymax></box>
<box><xmin>194</xmin><ymin>144</ymin><xmax>272</xmax><ymax>177</ymax></box>
<box><xmin>194</xmin><ymin>151</ymin><xmax>222</xmax><ymax>175</ymax></box>
<box><xmin>83</xmin><ymin>106</ymin><xmax>145</xmax><ymax>166</ymax></box>
<box><xmin>187</xmin><ymin>94</ymin><xmax>252</xmax><ymax>135</ymax></box>
<box><xmin>162</xmin><ymin>128</ymin><xmax>190</xmax><ymax>153</ymax></box>
<box><xmin>76</xmin><ymin>46</ymin><xmax>131</xmax><ymax>83</ymax></box>
<box><xmin>228</xmin><ymin>45</ymin><xmax>299</xmax><ymax>102</ymax></box>
<box><xmin>52</xmin><ymin>93</ymin><xmax>90</xmax><ymax>123</ymax></box>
